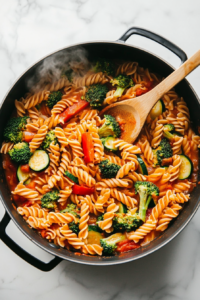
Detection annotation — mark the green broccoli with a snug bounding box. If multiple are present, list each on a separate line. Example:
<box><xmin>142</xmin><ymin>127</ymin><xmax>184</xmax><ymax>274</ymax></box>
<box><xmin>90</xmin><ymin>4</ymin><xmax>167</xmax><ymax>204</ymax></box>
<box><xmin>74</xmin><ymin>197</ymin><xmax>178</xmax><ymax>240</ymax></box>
<box><xmin>98</xmin><ymin>115</ymin><xmax>121</xmax><ymax>138</ymax></box>
<box><xmin>88</xmin><ymin>224</ymin><xmax>102</xmax><ymax>233</ymax></box>
<box><xmin>100</xmin><ymin>232</ymin><xmax>126</xmax><ymax>255</ymax></box>
<box><xmin>68</xmin><ymin>221</ymin><xmax>80</xmax><ymax>235</ymax></box>
<box><xmin>110</xmin><ymin>75</ymin><xmax>134</xmax><ymax>99</ymax></box>
<box><xmin>94</xmin><ymin>58</ymin><xmax>115</xmax><ymax>76</ymax></box>
<box><xmin>41</xmin><ymin>130</ymin><xmax>58</xmax><ymax>151</ymax></box>
<box><xmin>3</xmin><ymin>116</ymin><xmax>28</xmax><ymax>143</ymax></box>
<box><xmin>135</xmin><ymin>181</ymin><xmax>159</xmax><ymax>222</ymax></box>
<box><xmin>64</xmin><ymin>68</ymin><xmax>73</xmax><ymax>82</ymax></box>
<box><xmin>46</xmin><ymin>91</ymin><xmax>62</xmax><ymax>109</ymax></box>
<box><xmin>101</xmin><ymin>136</ymin><xmax>118</xmax><ymax>152</ymax></box>
<box><xmin>163</xmin><ymin>124</ymin><xmax>175</xmax><ymax>140</ymax></box>
<box><xmin>99</xmin><ymin>159</ymin><xmax>121</xmax><ymax>179</ymax></box>
<box><xmin>113</xmin><ymin>212</ymin><xmax>143</xmax><ymax>232</ymax></box>
<box><xmin>153</xmin><ymin>138</ymin><xmax>173</xmax><ymax>166</ymax></box>
<box><xmin>41</xmin><ymin>190</ymin><xmax>59</xmax><ymax>209</ymax></box>
<box><xmin>60</xmin><ymin>203</ymin><xmax>80</xmax><ymax>218</ymax></box>
<box><xmin>8</xmin><ymin>142</ymin><xmax>32</xmax><ymax>164</ymax></box>
<box><xmin>85</xmin><ymin>84</ymin><xmax>108</xmax><ymax>108</ymax></box>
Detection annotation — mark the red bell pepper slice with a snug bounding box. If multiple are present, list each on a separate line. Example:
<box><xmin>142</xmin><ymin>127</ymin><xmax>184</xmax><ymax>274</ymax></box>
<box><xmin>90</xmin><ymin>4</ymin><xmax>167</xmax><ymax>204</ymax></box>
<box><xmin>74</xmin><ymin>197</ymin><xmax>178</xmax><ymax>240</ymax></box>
<box><xmin>20</xmin><ymin>164</ymin><xmax>30</xmax><ymax>173</ymax></box>
<box><xmin>72</xmin><ymin>184</ymin><xmax>95</xmax><ymax>195</ymax></box>
<box><xmin>82</xmin><ymin>132</ymin><xmax>94</xmax><ymax>164</ymax></box>
<box><xmin>23</xmin><ymin>131</ymin><xmax>35</xmax><ymax>142</ymax></box>
<box><xmin>117</xmin><ymin>240</ymin><xmax>140</xmax><ymax>252</ymax></box>
<box><xmin>60</xmin><ymin>100</ymin><xmax>89</xmax><ymax>123</ymax></box>
<box><xmin>26</xmin><ymin>181</ymin><xmax>36</xmax><ymax>190</ymax></box>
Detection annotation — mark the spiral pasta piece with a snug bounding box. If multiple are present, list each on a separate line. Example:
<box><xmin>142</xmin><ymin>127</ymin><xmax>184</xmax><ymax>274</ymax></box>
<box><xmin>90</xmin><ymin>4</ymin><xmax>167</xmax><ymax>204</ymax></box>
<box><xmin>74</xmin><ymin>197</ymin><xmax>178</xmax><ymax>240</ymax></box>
<box><xmin>156</xmin><ymin>203</ymin><xmax>182</xmax><ymax>231</ymax></box>
<box><xmin>0</xmin><ymin>142</ymin><xmax>14</xmax><ymax>154</ymax></box>
<box><xmin>116</xmin><ymin>61</ymin><xmax>138</xmax><ymax>76</ymax></box>
<box><xmin>79</xmin><ymin>109</ymin><xmax>98</xmax><ymax>122</ymax></box>
<box><xmin>67</xmin><ymin>137</ymin><xmax>83</xmax><ymax>158</ymax></box>
<box><xmin>27</xmin><ymin>217</ymin><xmax>50</xmax><ymax>229</ymax></box>
<box><xmin>98</xmin><ymin>203</ymin><xmax>119</xmax><ymax>233</ymax></box>
<box><xmin>92</xmin><ymin>132</ymin><xmax>104</xmax><ymax>163</ymax></box>
<box><xmin>24</xmin><ymin>91</ymin><xmax>50</xmax><ymax>109</ymax></box>
<box><xmin>12</xmin><ymin>183</ymin><xmax>40</xmax><ymax>201</ymax></box>
<box><xmin>47</xmin><ymin>174</ymin><xmax>61</xmax><ymax>189</ymax></box>
<box><xmin>116</xmin><ymin>162</ymin><xmax>135</xmax><ymax>179</ymax></box>
<box><xmin>177</xmin><ymin>98</ymin><xmax>190</xmax><ymax>130</ymax></box>
<box><xmin>82</xmin><ymin>244</ymin><xmax>103</xmax><ymax>256</ymax></box>
<box><xmin>51</xmin><ymin>95</ymin><xmax>78</xmax><ymax>115</ymax></box>
<box><xmin>110</xmin><ymin>189</ymin><xmax>137</xmax><ymax>208</ymax></box>
<box><xmin>127</xmin><ymin>172</ymin><xmax>146</xmax><ymax>182</ymax></box>
<box><xmin>96</xmin><ymin>178</ymin><xmax>132</xmax><ymax>189</ymax></box>
<box><xmin>58</xmin><ymin>187</ymin><xmax>72</xmax><ymax>206</ymax></box>
<box><xmin>174</xmin><ymin>192</ymin><xmax>190</xmax><ymax>203</ymax></box>
<box><xmin>54</xmin><ymin>127</ymin><xmax>68</xmax><ymax>151</ymax></box>
<box><xmin>47</xmin><ymin>212</ymin><xmax>76</xmax><ymax>224</ymax></box>
<box><xmin>182</xmin><ymin>135</ymin><xmax>190</xmax><ymax>155</ymax></box>
<box><xmin>147</xmin><ymin>168</ymin><xmax>166</xmax><ymax>183</ymax></box>
<box><xmin>68</xmin><ymin>166</ymin><xmax>96</xmax><ymax>187</ymax></box>
<box><xmin>15</xmin><ymin>99</ymin><xmax>25</xmax><ymax>116</ymax></box>
<box><xmin>172</xmin><ymin>135</ymin><xmax>183</xmax><ymax>155</ymax></box>
<box><xmin>151</xmin><ymin>119</ymin><xmax>168</xmax><ymax>148</ymax></box>
<box><xmin>104</xmin><ymin>154</ymin><xmax>124</xmax><ymax>166</ymax></box>
<box><xmin>80</xmin><ymin>194</ymin><xmax>99</xmax><ymax>215</ymax></box>
<box><xmin>168</xmin><ymin>155</ymin><xmax>181</xmax><ymax>182</ymax></box>
<box><xmin>78</xmin><ymin>203</ymin><xmax>90</xmax><ymax>240</ymax></box>
<box><xmin>44</xmin><ymin>114</ymin><xmax>61</xmax><ymax>129</ymax></box>
<box><xmin>94</xmin><ymin>189</ymin><xmax>110</xmax><ymax>213</ymax></box>
<box><xmin>113</xmin><ymin>139</ymin><xmax>141</xmax><ymax>154</ymax></box>
<box><xmin>27</xmin><ymin>107</ymin><xmax>39</xmax><ymax>122</ymax></box>
<box><xmin>45</xmin><ymin>77</ymin><xmax>71</xmax><ymax>92</ymax></box>
<box><xmin>57</xmin><ymin>151</ymin><xmax>71</xmax><ymax>176</ymax></box>
<box><xmin>73</xmin><ymin>72</ymin><xmax>109</xmax><ymax>87</ymax></box>
<box><xmin>29</xmin><ymin>125</ymin><xmax>48</xmax><ymax>152</ymax></box>
<box><xmin>60</xmin><ymin>225</ymin><xmax>84</xmax><ymax>249</ymax></box>
<box><xmin>139</xmin><ymin>138</ymin><xmax>153</xmax><ymax>164</ymax></box>
<box><xmin>17</xmin><ymin>206</ymin><xmax>48</xmax><ymax>219</ymax></box>
<box><xmin>172</xmin><ymin>181</ymin><xmax>191</xmax><ymax>193</ymax></box>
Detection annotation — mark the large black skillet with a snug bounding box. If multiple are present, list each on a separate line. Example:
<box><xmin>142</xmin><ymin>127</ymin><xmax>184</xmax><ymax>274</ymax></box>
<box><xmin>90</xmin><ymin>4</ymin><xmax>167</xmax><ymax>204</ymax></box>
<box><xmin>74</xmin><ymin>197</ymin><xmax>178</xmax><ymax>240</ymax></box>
<box><xmin>0</xmin><ymin>27</ymin><xmax>199</xmax><ymax>271</ymax></box>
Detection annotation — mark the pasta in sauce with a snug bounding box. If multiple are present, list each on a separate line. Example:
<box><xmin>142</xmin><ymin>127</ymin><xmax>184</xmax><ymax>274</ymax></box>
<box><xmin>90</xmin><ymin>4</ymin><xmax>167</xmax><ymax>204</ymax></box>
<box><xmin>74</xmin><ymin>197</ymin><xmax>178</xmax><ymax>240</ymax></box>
<box><xmin>1</xmin><ymin>59</ymin><xmax>199</xmax><ymax>256</ymax></box>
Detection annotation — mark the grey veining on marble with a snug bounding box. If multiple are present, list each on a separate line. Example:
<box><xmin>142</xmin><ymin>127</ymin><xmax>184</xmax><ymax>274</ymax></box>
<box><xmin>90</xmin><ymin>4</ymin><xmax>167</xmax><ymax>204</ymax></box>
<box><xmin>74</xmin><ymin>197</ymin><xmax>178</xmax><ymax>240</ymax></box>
<box><xmin>1</xmin><ymin>0</ymin><xmax>200</xmax><ymax>299</ymax></box>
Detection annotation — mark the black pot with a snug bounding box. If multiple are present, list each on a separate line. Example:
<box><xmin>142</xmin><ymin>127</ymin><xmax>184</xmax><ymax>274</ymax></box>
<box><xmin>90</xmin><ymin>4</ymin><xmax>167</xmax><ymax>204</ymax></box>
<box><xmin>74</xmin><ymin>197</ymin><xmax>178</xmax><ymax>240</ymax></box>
<box><xmin>0</xmin><ymin>27</ymin><xmax>199</xmax><ymax>271</ymax></box>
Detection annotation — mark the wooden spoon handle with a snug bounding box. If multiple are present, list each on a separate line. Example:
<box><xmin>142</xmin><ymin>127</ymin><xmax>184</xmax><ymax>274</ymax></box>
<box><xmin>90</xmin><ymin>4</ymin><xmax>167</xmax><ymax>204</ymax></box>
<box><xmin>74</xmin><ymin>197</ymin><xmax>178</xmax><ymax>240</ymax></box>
<box><xmin>148</xmin><ymin>50</ymin><xmax>200</xmax><ymax>107</ymax></box>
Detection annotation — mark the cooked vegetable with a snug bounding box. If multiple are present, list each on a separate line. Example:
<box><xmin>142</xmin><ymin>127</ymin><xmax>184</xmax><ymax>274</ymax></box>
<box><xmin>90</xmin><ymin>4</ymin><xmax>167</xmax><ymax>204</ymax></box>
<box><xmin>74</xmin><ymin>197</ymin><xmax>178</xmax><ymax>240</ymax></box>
<box><xmin>72</xmin><ymin>185</ymin><xmax>95</xmax><ymax>195</ymax></box>
<box><xmin>163</xmin><ymin>124</ymin><xmax>175</xmax><ymax>140</ymax></box>
<box><xmin>68</xmin><ymin>221</ymin><xmax>79</xmax><ymax>234</ymax></box>
<box><xmin>23</xmin><ymin>131</ymin><xmax>35</xmax><ymax>143</ymax></box>
<box><xmin>94</xmin><ymin>58</ymin><xmax>115</xmax><ymax>76</ymax></box>
<box><xmin>135</xmin><ymin>181</ymin><xmax>159</xmax><ymax>222</ymax></box>
<box><xmin>41</xmin><ymin>130</ymin><xmax>58</xmax><ymax>151</ymax></box>
<box><xmin>88</xmin><ymin>225</ymin><xmax>103</xmax><ymax>245</ymax></box>
<box><xmin>9</xmin><ymin>142</ymin><xmax>32</xmax><ymax>164</ymax></box>
<box><xmin>64</xmin><ymin>68</ymin><xmax>73</xmax><ymax>82</ymax></box>
<box><xmin>17</xmin><ymin>165</ymin><xmax>30</xmax><ymax>182</ymax></box>
<box><xmin>98</xmin><ymin>115</ymin><xmax>121</xmax><ymax>138</ymax></box>
<box><xmin>65</xmin><ymin>171</ymin><xmax>79</xmax><ymax>184</ymax></box>
<box><xmin>137</xmin><ymin>156</ymin><xmax>148</xmax><ymax>175</ymax></box>
<box><xmin>99</xmin><ymin>159</ymin><xmax>121</xmax><ymax>179</ymax></box>
<box><xmin>41</xmin><ymin>190</ymin><xmax>59</xmax><ymax>209</ymax></box>
<box><xmin>60</xmin><ymin>203</ymin><xmax>80</xmax><ymax>218</ymax></box>
<box><xmin>46</xmin><ymin>91</ymin><xmax>62</xmax><ymax>109</ymax></box>
<box><xmin>60</xmin><ymin>100</ymin><xmax>89</xmax><ymax>123</ymax></box>
<box><xmin>4</xmin><ymin>116</ymin><xmax>28</xmax><ymax>143</ymax></box>
<box><xmin>113</xmin><ymin>212</ymin><xmax>142</xmax><ymax>232</ymax></box>
<box><xmin>29</xmin><ymin>150</ymin><xmax>49</xmax><ymax>172</ymax></box>
<box><xmin>118</xmin><ymin>203</ymin><xmax>127</xmax><ymax>214</ymax></box>
<box><xmin>110</xmin><ymin>75</ymin><xmax>133</xmax><ymax>99</ymax></box>
<box><xmin>100</xmin><ymin>232</ymin><xmax>126</xmax><ymax>255</ymax></box>
<box><xmin>178</xmin><ymin>154</ymin><xmax>193</xmax><ymax>179</ymax></box>
<box><xmin>153</xmin><ymin>138</ymin><xmax>173</xmax><ymax>166</ymax></box>
<box><xmin>101</xmin><ymin>136</ymin><xmax>118</xmax><ymax>152</ymax></box>
<box><xmin>85</xmin><ymin>84</ymin><xmax>108</xmax><ymax>108</ymax></box>
<box><xmin>82</xmin><ymin>132</ymin><xmax>94</xmax><ymax>163</ymax></box>
<box><xmin>150</xmin><ymin>100</ymin><xmax>165</xmax><ymax>120</ymax></box>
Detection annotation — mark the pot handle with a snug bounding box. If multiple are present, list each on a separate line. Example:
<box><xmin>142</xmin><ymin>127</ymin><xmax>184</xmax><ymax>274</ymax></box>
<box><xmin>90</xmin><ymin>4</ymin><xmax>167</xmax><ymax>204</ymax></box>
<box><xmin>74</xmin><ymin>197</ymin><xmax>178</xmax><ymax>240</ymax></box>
<box><xmin>117</xmin><ymin>27</ymin><xmax>187</xmax><ymax>64</ymax></box>
<box><xmin>0</xmin><ymin>211</ymin><xmax>62</xmax><ymax>271</ymax></box>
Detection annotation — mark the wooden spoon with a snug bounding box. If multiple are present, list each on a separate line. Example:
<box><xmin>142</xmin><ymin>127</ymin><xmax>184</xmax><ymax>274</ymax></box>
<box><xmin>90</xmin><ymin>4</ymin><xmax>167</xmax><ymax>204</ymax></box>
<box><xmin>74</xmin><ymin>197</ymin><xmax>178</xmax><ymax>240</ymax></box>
<box><xmin>100</xmin><ymin>50</ymin><xmax>200</xmax><ymax>144</ymax></box>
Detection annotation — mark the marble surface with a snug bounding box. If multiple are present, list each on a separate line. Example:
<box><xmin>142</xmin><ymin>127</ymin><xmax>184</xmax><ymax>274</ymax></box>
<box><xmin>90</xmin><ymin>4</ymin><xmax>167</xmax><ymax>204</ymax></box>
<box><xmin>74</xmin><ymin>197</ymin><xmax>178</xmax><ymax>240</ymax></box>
<box><xmin>1</xmin><ymin>0</ymin><xmax>200</xmax><ymax>299</ymax></box>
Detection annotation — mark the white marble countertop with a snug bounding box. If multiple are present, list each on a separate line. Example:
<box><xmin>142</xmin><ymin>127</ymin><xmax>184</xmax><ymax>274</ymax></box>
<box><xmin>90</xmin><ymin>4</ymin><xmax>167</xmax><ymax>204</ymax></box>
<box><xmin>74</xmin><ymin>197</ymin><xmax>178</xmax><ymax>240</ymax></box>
<box><xmin>1</xmin><ymin>0</ymin><xmax>200</xmax><ymax>299</ymax></box>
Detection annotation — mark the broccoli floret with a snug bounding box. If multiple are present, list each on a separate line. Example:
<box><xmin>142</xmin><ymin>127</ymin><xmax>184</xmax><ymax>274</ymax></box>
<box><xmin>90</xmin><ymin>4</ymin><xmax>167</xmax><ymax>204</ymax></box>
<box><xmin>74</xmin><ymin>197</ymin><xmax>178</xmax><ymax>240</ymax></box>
<box><xmin>99</xmin><ymin>159</ymin><xmax>121</xmax><ymax>179</ymax></box>
<box><xmin>97</xmin><ymin>215</ymin><xmax>104</xmax><ymax>222</ymax></box>
<box><xmin>64</xmin><ymin>69</ymin><xmax>73</xmax><ymax>82</ymax></box>
<box><xmin>3</xmin><ymin>116</ymin><xmax>28</xmax><ymax>143</ymax></box>
<box><xmin>135</xmin><ymin>181</ymin><xmax>159</xmax><ymax>222</ymax></box>
<box><xmin>60</xmin><ymin>203</ymin><xmax>80</xmax><ymax>218</ymax></box>
<box><xmin>113</xmin><ymin>213</ymin><xmax>143</xmax><ymax>232</ymax></box>
<box><xmin>85</xmin><ymin>84</ymin><xmax>108</xmax><ymax>108</ymax></box>
<box><xmin>98</xmin><ymin>115</ymin><xmax>121</xmax><ymax>138</ymax></box>
<box><xmin>110</xmin><ymin>75</ymin><xmax>134</xmax><ymax>99</ymax></box>
<box><xmin>41</xmin><ymin>190</ymin><xmax>59</xmax><ymax>210</ymax></box>
<box><xmin>46</xmin><ymin>91</ymin><xmax>62</xmax><ymax>109</ymax></box>
<box><xmin>94</xmin><ymin>58</ymin><xmax>115</xmax><ymax>76</ymax></box>
<box><xmin>163</xmin><ymin>124</ymin><xmax>175</xmax><ymax>140</ymax></box>
<box><xmin>68</xmin><ymin>221</ymin><xmax>80</xmax><ymax>235</ymax></box>
<box><xmin>8</xmin><ymin>142</ymin><xmax>32</xmax><ymax>164</ymax></box>
<box><xmin>88</xmin><ymin>224</ymin><xmax>102</xmax><ymax>233</ymax></box>
<box><xmin>100</xmin><ymin>233</ymin><xmax>126</xmax><ymax>255</ymax></box>
<box><xmin>41</xmin><ymin>130</ymin><xmax>58</xmax><ymax>151</ymax></box>
<box><xmin>153</xmin><ymin>138</ymin><xmax>173</xmax><ymax>166</ymax></box>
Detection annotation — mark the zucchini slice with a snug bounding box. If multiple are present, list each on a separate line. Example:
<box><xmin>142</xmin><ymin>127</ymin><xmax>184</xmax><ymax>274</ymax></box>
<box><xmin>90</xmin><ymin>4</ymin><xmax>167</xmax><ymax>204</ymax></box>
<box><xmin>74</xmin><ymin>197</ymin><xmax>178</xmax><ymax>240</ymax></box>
<box><xmin>29</xmin><ymin>150</ymin><xmax>49</xmax><ymax>172</ymax></box>
<box><xmin>17</xmin><ymin>165</ymin><xmax>30</xmax><ymax>182</ymax></box>
<box><xmin>150</xmin><ymin>100</ymin><xmax>165</xmax><ymax>120</ymax></box>
<box><xmin>178</xmin><ymin>154</ymin><xmax>193</xmax><ymax>180</ymax></box>
<box><xmin>88</xmin><ymin>226</ymin><xmax>103</xmax><ymax>245</ymax></box>
<box><xmin>101</xmin><ymin>136</ymin><xmax>118</xmax><ymax>152</ymax></box>
<box><xmin>118</xmin><ymin>203</ymin><xmax>127</xmax><ymax>214</ymax></box>
<box><xmin>65</xmin><ymin>171</ymin><xmax>79</xmax><ymax>184</ymax></box>
<box><xmin>137</xmin><ymin>156</ymin><xmax>148</xmax><ymax>175</ymax></box>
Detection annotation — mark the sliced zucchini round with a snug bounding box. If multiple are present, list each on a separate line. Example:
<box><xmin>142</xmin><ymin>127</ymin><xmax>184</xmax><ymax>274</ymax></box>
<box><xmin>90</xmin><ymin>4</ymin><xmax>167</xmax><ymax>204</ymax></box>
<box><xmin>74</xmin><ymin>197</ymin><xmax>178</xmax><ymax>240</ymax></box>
<box><xmin>178</xmin><ymin>154</ymin><xmax>193</xmax><ymax>180</ymax></box>
<box><xmin>17</xmin><ymin>165</ymin><xmax>30</xmax><ymax>182</ymax></box>
<box><xmin>29</xmin><ymin>150</ymin><xmax>49</xmax><ymax>172</ymax></box>
<box><xmin>101</xmin><ymin>136</ymin><xmax>118</xmax><ymax>152</ymax></box>
<box><xmin>150</xmin><ymin>100</ymin><xmax>165</xmax><ymax>120</ymax></box>
<box><xmin>137</xmin><ymin>156</ymin><xmax>148</xmax><ymax>175</ymax></box>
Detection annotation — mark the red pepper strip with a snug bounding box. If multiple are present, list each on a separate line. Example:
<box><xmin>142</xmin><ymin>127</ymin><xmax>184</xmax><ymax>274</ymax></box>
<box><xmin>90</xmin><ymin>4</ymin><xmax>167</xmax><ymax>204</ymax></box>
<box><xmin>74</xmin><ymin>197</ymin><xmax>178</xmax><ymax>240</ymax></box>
<box><xmin>26</xmin><ymin>181</ymin><xmax>36</xmax><ymax>190</ymax></box>
<box><xmin>72</xmin><ymin>184</ymin><xmax>95</xmax><ymax>195</ymax></box>
<box><xmin>82</xmin><ymin>132</ymin><xmax>94</xmax><ymax>164</ymax></box>
<box><xmin>117</xmin><ymin>240</ymin><xmax>140</xmax><ymax>252</ymax></box>
<box><xmin>60</xmin><ymin>100</ymin><xmax>89</xmax><ymax>123</ymax></box>
<box><xmin>23</xmin><ymin>131</ymin><xmax>35</xmax><ymax>142</ymax></box>
<box><xmin>20</xmin><ymin>164</ymin><xmax>30</xmax><ymax>173</ymax></box>
<box><xmin>136</xmin><ymin>88</ymin><xmax>148</xmax><ymax>96</ymax></box>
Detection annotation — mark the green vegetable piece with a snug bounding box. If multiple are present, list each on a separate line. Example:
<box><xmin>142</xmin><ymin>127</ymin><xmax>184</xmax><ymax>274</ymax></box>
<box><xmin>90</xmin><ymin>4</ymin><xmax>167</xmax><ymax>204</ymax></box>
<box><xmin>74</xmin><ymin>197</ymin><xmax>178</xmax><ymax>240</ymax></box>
<box><xmin>60</xmin><ymin>203</ymin><xmax>80</xmax><ymax>218</ymax></box>
<box><xmin>85</xmin><ymin>84</ymin><xmax>108</xmax><ymax>108</ymax></box>
<box><xmin>100</xmin><ymin>233</ymin><xmax>126</xmax><ymax>255</ymax></box>
<box><xmin>68</xmin><ymin>221</ymin><xmax>80</xmax><ymax>235</ymax></box>
<box><xmin>4</xmin><ymin>116</ymin><xmax>28</xmax><ymax>143</ymax></box>
<box><xmin>110</xmin><ymin>75</ymin><xmax>134</xmax><ymax>99</ymax></box>
<box><xmin>98</xmin><ymin>115</ymin><xmax>121</xmax><ymax>138</ymax></box>
<box><xmin>65</xmin><ymin>171</ymin><xmax>79</xmax><ymax>184</ymax></box>
<box><xmin>113</xmin><ymin>212</ymin><xmax>142</xmax><ymax>232</ymax></box>
<box><xmin>101</xmin><ymin>136</ymin><xmax>118</xmax><ymax>152</ymax></box>
<box><xmin>41</xmin><ymin>190</ymin><xmax>59</xmax><ymax>209</ymax></box>
<box><xmin>153</xmin><ymin>138</ymin><xmax>173</xmax><ymax>166</ymax></box>
<box><xmin>41</xmin><ymin>130</ymin><xmax>58</xmax><ymax>151</ymax></box>
<box><xmin>163</xmin><ymin>124</ymin><xmax>175</xmax><ymax>140</ymax></box>
<box><xmin>94</xmin><ymin>58</ymin><xmax>115</xmax><ymax>76</ymax></box>
<box><xmin>99</xmin><ymin>159</ymin><xmax>121</xmax><ymax>179</ymax></box>
<box><xmin>9</xmin><ymin>142</ymin><xmax>31</xmax><ymax>164</ymax></box>
<box><xmin>46</xmin><ymin>91</ymin><xmax>62</xmax><ymax>109</ymax></box>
